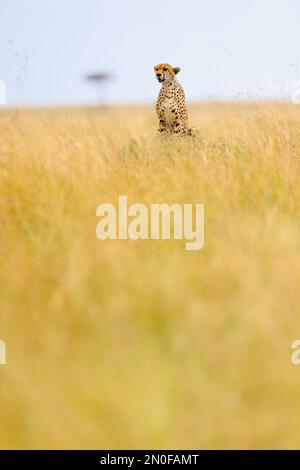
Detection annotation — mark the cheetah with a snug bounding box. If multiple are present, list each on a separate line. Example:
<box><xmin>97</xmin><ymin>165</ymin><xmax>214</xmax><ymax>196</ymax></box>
<box><xmin>154</xmin><ymin>63</ymin><xmax>196</xmax><ymax>136</ymax></box>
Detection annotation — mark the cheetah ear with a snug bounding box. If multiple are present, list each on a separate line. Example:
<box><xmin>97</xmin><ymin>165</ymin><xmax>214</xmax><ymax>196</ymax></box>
<box><xmin>173</xmin><ymin>67</ymin><xmax>180</xmax><ymax>75</ymax></box>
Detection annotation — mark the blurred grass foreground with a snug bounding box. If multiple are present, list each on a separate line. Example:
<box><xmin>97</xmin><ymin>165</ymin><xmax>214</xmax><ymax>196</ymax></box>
<box><xmin>1</xmin><ymin>102</ymin><xmax>300</xmax><ymax>449</ymax></box>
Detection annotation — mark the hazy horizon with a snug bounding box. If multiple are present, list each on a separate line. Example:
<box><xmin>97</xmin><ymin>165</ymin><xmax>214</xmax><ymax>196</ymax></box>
<box><xmin>1</xmin><ymin>0</ymin><xmax>300</xmax><ymax>106</ymax></box>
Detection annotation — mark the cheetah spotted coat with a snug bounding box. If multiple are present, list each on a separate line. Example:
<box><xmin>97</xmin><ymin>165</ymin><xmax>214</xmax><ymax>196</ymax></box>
<box><xmin>154</xmin><ymin>63</ymin><xmax>195</xmax><ymax>136</ymax></box>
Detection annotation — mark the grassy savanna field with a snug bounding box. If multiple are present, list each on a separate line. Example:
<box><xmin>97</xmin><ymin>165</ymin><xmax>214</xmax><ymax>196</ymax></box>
<box><xmin>1</xmin><ymin>102</ymin><xmax>300</xmax><ymax>449</ymax></box>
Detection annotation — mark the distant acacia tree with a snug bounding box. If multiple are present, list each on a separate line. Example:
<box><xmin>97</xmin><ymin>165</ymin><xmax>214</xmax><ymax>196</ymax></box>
<box><xmin>85</xmin><ymin>71</ymin><xmax>114</xmax><ymax>106</ymax></box>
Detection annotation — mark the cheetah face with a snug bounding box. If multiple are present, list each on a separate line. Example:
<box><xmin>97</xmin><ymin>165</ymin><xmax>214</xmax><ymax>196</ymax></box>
<box><xmin>154</xmin><ymin>64</ymin><xmax>180</xmax><ymax>84</ymax></box>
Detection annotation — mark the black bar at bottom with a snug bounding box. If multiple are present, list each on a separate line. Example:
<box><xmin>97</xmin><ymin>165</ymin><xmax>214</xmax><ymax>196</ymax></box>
<box><xmin>0</xmin><ymin>450</ymin><xmax>300</xmax><ymax>466</ymax></box>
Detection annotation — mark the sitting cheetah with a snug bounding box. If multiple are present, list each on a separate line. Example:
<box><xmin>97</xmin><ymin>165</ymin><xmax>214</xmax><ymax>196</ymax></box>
<box><xmin>154</xmin><ymin>63</ymin><xmax>196</xmax><ymax>136</ymax></box>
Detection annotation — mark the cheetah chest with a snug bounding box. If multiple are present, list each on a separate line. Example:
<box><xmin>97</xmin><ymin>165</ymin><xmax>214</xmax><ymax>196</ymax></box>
<box><xmin>158</xmin><ymin>89</ymin><xmax>178</xmax><ymax>124</ymax></box>
<box><xmin>162</xmin><ymin>98</ymin><xmax>177</xmax><ymax>123</ymax></box>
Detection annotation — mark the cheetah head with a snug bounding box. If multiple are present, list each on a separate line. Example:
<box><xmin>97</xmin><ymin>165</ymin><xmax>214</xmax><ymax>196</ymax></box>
<box><xmin>154</xmin><ymin>63</ymin><xmax>180</xmax><ymax>84</ymax></box>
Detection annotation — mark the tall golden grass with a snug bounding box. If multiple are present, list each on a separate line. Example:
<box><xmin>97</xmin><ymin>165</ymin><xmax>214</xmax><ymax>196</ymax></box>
<box><xmin>1</xmin><ymin>102</ymin><xmax>300</xmax><ymax>449</ymax></box>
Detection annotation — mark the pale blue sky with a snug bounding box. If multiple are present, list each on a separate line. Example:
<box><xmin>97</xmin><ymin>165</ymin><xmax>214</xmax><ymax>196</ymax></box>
<box><xmin>1</xmin><ymin>0</ymin><xmax>300</xmax><ymax>105</ymax></box>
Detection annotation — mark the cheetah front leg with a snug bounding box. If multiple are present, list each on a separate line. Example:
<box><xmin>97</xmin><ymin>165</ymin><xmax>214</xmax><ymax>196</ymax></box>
<box><xmin>158</xmin><ymin>118</ymin><xmax>167</xmax><ymax>135</ymax></box>
<box><xmin>173</xmin><ymin>118</ymin><xmax>188</xmax><ymax>135</ymax></box>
